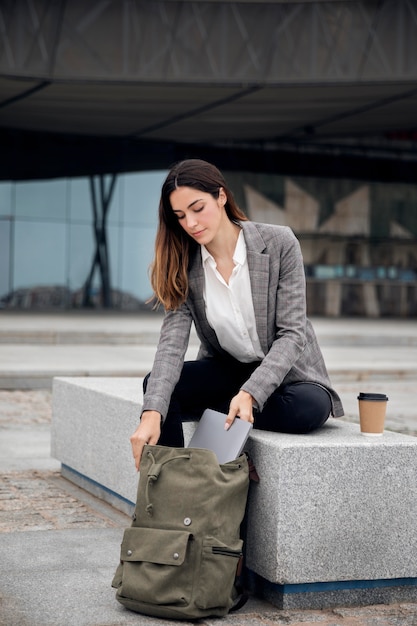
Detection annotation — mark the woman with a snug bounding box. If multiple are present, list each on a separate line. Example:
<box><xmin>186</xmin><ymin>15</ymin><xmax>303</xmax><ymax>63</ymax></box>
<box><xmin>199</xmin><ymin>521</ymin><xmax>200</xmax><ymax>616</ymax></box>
<box><xmin>130</xmin><ymin>159</ymin><xmax>344</xmax><ymax>469</ymax></box>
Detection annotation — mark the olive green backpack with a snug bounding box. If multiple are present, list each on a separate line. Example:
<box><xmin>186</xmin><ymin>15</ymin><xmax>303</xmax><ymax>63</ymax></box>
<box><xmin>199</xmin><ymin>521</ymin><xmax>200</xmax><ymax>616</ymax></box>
<box><xmin>112</xmin><ymin>444</ymin><xmax>251</xmax><ymax>620</ymax></box>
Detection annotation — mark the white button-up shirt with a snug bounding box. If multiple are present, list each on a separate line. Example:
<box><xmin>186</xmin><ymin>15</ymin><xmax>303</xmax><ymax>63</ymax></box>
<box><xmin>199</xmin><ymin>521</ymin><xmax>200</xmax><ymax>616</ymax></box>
<box><xmin>201</xmin><ymin>230</ymin><xmax>265</xmax><ymax>363</ymax></box>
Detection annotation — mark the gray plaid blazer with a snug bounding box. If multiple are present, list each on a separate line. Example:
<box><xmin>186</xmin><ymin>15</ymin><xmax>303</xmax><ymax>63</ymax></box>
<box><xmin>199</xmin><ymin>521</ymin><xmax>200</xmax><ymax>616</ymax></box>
<box><xmin>143</xmin><ymin>221</ymin><xmax>344</xmax><ymax>419</ymax></box>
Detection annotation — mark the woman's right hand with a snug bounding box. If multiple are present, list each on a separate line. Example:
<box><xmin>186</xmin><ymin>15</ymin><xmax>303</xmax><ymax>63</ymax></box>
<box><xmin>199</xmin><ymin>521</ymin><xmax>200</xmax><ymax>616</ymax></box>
<box><xmin>130</xmin><ymin>410</ymin><xmax>162</xmax><ymax>471</ymax></box>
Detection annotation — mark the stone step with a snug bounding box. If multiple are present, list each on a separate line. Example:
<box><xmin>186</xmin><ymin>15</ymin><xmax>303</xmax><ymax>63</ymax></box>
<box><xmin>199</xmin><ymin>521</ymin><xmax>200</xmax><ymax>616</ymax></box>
<box><xmin>0</xmin><ymin>314</ymin><xmax>416</xmax><ymax>346</ymax></box>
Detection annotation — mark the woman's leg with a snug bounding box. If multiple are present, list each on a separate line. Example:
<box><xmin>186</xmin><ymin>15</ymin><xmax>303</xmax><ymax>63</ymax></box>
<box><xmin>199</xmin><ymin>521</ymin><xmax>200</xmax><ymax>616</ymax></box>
<box><xmin>254</xmin><ymin>382</ymin><xmax>331</xmax><ymax>434</ymax></box>
<box><xmin>143</xmin><ymin>358</ymin><xmax>254</xmax><ymax>447</ymax></box>
<box><xmin>143</xmin><ymin>362</ymin><xmax>332</xmax><ymax>444</ymax></box>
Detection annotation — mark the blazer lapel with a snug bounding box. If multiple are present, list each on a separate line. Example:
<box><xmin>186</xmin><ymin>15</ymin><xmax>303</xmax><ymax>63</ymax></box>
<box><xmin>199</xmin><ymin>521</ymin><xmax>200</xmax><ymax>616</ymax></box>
<box><xmin>188</xmin><ymin>249</ymin><xmax>223</xmax><ymax>352</ymax></box>
<box><xmin>241</xmin><ymin>222</ymin><xmax>270</xmax><ymax>355</ymax></box>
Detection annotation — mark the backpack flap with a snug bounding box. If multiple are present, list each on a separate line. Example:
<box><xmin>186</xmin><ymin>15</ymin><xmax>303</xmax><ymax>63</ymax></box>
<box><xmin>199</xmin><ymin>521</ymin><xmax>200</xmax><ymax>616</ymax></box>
<box><xmin>115</xmin><ymin>527</ymin><xmax>195</xmax><ymax>608</ymax></box>
<box><xmin>121</xmin><ymin>526</ymin><xmax>191</xmax><ymax>566</ymax></box>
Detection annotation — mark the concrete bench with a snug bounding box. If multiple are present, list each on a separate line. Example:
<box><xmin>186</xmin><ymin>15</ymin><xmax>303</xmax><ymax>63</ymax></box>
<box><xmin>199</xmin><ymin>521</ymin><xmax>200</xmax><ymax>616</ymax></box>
<box><xmin>51</xmin><ymin>376</ymin><xmax>417</xmax><ymax>610</ymax></box>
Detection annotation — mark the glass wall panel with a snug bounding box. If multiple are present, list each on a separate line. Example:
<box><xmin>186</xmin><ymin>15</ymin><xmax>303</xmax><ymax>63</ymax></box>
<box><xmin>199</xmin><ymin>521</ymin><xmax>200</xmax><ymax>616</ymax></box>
<box><xmin>106</xmin><ymin>223</ymin><xmax>121</xmax><ymax>292</ymax></box>
<box><xmin>68</xmin><ymin>178</ymin><xmax>91</xmax><ymax>223</ymax></box>
<box><xmin>69</xmin><ymin>176</ymin><xmax>122</xmax><ymax>224</ymax></box>
<box><xmin>13</xmin><ymin>221</ymin><xmax>67</xmax><ymax>289</ymax></box>
<box><xmin>108</xmin><ymin>176</ymin><xmax>122</xmax><ymax>224</ymax></box>
<box><xmin>122</xmin><ymin>171</ymin><xmax>166</xmax><ymax>226</ymax></box>
<box><xmin>0</xmin><ymin>182</ymin><xmax>13</xmax><ymax>216</ymax></box>
<box><xmin>15</xmin><ymin>179</ymin><xmax>68</xmax><ymax>220</ymax></box>
<box><xmin>2</xmin><ymin>169</ymin><xmax>417</xmax><ymax>316</ymax></box>
<box><xmin>68</xmin><ymin>223</ymin><xmax>122</xmax><ymax>301</ymax></box>
<box><xmin>120</xmin><ymin>225</ymin><xmax>156</xmax><ymax>302</ymax></box>
<box><xmin>68</xmin><ymin>223</ymin><xmax>95</xmax><ymax>290</ymax></box>
<box><xmin>0</xmin><ymin>219</ymin><xmax>11</xmax><ymax>299</ymax></box>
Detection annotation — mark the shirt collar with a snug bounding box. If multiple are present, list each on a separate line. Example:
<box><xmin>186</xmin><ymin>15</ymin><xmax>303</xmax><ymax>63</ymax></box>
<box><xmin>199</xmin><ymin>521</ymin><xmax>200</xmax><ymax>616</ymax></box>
<box><xmin>233</xmin><ymin>229</ymin><xmax>246</xmax><ymax>266</ymax></box>
<box><xmin>201</xmin><ymin>243</ymin><xmax>212</xmax><ymax>265</ymax></box>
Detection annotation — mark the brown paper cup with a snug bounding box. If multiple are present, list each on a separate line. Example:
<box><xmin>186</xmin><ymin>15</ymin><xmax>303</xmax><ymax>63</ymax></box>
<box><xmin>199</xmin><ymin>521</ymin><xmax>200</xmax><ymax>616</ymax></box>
<box><xmin>358</xmin><ymin>392</ymin><xmax>388</xmax><ymax>436</ymax></box>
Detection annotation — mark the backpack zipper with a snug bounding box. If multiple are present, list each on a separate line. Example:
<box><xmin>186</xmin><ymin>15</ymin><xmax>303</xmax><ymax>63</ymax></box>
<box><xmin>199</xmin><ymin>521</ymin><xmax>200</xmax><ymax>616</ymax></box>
<box><xmin>212</xmin><ymin>547</ymin><xmax>242</xmax><ymax>558</ymax></box>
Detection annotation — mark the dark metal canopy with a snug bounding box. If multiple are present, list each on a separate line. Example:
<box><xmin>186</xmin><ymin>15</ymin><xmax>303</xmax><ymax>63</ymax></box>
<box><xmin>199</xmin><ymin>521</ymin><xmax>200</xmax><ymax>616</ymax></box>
<box><xmin>1</xmin><ymin>0</ymin><xmax>417</xmax><ymax>180</ymax></box>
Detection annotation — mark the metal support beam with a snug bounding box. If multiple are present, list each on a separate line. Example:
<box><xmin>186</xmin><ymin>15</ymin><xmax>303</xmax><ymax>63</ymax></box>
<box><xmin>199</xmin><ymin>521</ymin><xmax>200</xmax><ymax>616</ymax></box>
<box><xmin>82</xmin><ymin>173</ymin><xmax>116</xmax><ymax>308</ymax></box>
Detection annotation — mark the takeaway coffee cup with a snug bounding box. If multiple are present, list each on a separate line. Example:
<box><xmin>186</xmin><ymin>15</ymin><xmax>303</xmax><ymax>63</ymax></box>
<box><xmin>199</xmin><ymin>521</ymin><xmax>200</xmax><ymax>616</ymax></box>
<box><xmin>357</xmin><ymin>392</ymin><xmax>388</xmax><ymax>436</ymax></box>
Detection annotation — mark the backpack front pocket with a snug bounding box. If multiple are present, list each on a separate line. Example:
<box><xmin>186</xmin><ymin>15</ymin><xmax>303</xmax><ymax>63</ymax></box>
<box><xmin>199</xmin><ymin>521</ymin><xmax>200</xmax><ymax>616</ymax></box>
<box><xmin>117</xmin><ymin>527</ymin><xmax>195</xmax><ymax>607</ymax></box>
<box><xmin>195</xmin><ymin>536</ymin><xmax>243</xmax><ymax>610</ymax></box>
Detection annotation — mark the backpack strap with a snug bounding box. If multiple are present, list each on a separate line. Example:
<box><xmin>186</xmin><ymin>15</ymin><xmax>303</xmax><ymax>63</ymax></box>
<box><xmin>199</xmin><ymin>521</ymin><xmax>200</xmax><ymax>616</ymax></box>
<box><xmin>245</xmin><ymin>453</ymin><xmax>260</xmax><ymax>482</ymax></box>
<box><xmin>229</xmin><ymin>555</ymin><xmax>249</xmax><ymax>612</ymax></box>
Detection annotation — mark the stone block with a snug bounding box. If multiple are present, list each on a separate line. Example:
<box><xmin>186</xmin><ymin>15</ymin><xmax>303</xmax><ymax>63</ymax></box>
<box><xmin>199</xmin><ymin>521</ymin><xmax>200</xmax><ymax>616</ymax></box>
<box><xmin>51</xmin><ymin>376</ymin><xmax>417</xmax><ymax>608</ymax></box>
<box><xmin>51</xmin><ymin>377</ymin><xmax>142</xmax><ymax>514</ymax></box>
<box><xmin>244</xmin><ymin>422</ymin><xmax>417</xmax><ymax>607</ymax></box>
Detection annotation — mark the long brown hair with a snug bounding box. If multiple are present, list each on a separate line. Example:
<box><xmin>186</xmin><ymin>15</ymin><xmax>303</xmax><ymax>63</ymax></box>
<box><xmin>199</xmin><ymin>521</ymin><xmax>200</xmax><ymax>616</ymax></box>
<box><xmin>150</xmin><ymin>159</ymin><xmax>248</xmax><ymax>310</ymax></box>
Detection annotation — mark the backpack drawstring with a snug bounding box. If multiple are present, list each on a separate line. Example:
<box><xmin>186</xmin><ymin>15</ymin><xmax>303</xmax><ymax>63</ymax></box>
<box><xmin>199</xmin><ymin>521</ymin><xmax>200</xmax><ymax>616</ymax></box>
<box><xmin>145</xmin><ymin>451</ymin><xmax>191</xmax><ymax>516</ymax></box>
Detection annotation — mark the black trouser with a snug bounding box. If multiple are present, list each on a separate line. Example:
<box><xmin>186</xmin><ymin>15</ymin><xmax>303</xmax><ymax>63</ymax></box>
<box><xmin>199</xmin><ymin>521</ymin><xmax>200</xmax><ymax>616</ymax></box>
<box><xmin>143</xmin><ymin>357</ymin><xmax>332</xmax><ymax>447</ymax></box>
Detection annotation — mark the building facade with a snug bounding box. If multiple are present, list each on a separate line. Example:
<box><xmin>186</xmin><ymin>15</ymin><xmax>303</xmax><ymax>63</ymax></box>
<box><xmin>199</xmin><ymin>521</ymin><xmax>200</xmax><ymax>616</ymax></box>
<box><xmin>1</xmin><ymin>169</ymin><xmax>416</xmax><ymax>317</ymax></box>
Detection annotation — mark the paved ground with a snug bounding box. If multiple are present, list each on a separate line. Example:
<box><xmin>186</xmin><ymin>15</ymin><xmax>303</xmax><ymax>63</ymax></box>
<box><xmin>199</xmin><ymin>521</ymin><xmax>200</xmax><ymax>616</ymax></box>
<box><xmin>0</xmin><ymin>312</ymin><xmax>416</xmax><ymax>625</ymax></box>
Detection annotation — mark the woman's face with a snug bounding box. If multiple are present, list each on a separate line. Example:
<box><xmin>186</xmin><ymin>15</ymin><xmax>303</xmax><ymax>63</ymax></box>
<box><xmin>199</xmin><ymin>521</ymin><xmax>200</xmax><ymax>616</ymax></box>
<box><xmin>169</xmin><ymin>185</ymin><xmax>227</xmax><ymax>245</ymax></box>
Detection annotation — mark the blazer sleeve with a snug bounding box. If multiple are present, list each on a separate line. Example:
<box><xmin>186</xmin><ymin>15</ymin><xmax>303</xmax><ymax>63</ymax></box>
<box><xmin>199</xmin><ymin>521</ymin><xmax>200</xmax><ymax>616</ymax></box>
<box><xmin>141</xmin><ymin>304</ymin><xmax>193</xmax><ymax>420</ymax></box>
<box><xmin>240</xmin><ymin>226</ymin><xmax>309</xmax><ymax>410</ymax></box>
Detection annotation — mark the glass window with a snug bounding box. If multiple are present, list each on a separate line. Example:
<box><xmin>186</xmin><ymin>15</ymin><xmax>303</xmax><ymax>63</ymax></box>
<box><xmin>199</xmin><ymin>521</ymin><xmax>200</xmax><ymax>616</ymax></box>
<box><xmin>0</xmin><ymin>182</ymin><xmax>13</xmax><ymax>216</ymax></box>
<box><xmin>120</xmin><ymin>225</ymin><xmax>156</xmax><ymax>302</ymax></box>
<box><xmin>15</xmin><ymin>179</ymin><xmax>68</xmax><ymax>220</ymax></box>
<box><xmin>107</xmin><ymin>176</ymin><xmax>122</xmax><ymax>224</ymax></box>
<box><xmin>13</xmin><ymin>221</ymin><xmax>67</xmax><ymax>289</ymax></box>
<box><xmin>69</xmin><ymin>176</ymin><xmax>122</xmax><ymax>224</ymax></box>
<box><xmin>122</xmin><ymin>171</ymin><xmax>166</xmax><ymax>226</ymax></box>
<box><xmin>105</xmin><ymin>224</ymin><xmax>121</xmax><ymax>292</ymax></box>
<box><xmin>68</xmin><ymin>223</ymin><xmax>121</xmax><ymax>298</ymax></box>
<box><xmin>0</xmin><ymin>220</ymin><xmax>11</xmax><ymax>299</ymax></box>
<box><xmin>68</xmin><ymin>223</ymin><xmax>95</xmax><ymax>291</ymax></box>
<box><xmin>69</xmin><ymin>178</ymin><xmax>91</xmax><ymax>223</ymax></box>
<box><xmin>314</xmin><ymin>265</ymin><xmax>336</xmax><ymax>280</ymax></box>
<box><xmin>360</xmin><ymin>268</ymin><xmax>375</xmax><ymax>281</ymax></box>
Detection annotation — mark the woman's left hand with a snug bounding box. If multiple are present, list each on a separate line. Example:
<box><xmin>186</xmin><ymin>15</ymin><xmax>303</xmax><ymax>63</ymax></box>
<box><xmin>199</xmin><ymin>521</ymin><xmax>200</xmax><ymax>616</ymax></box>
<box><xmin>225</xmin><ymin>390</ymin><xmax>255</xmax><ymax>430</ymax></box>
